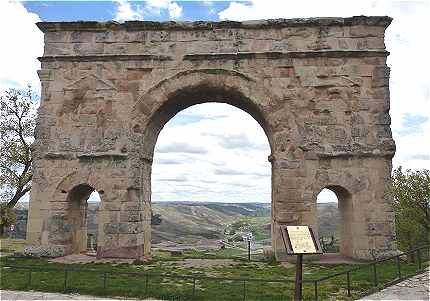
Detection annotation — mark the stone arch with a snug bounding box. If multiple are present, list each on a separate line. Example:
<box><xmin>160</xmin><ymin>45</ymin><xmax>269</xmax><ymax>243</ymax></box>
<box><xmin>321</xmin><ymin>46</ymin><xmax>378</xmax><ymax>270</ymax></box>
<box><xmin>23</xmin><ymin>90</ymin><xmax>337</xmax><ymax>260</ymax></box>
<box><xmin>308</xmin><ymin>168</ymin><xmax>365</xmax><ymax>257</ymax></box>
<box><xmin>47</xmin><ymin>171</ymin><xmax>106</xmax><ymax>255</ymax></box>
<box><xmin>129</xmin><ymin>69</ymin><xmax>276</xmax><ymax>255</ymax></box>
<box><xmin>55</xmin><ymin>170</ymin><xmax>104</xmax><ymax>196</ymax></box>
<box><xmin>131</xmin><ymin>69</ymin><xmax>276</xmax><ymax>160</ymax></box>
<box><xmin>29</xmin><ymin>18</ymin><xmax>397</xmax><ymax>260</ymax></box>
<box><xmin>316</xmin><ymin>185</ymin><xmax>353</xmax><ymax>257</ymax></box>
<box><xmin>66</xmin><ymin>183</ymin><xmax>95</xmax><ymax>254</ymax></box>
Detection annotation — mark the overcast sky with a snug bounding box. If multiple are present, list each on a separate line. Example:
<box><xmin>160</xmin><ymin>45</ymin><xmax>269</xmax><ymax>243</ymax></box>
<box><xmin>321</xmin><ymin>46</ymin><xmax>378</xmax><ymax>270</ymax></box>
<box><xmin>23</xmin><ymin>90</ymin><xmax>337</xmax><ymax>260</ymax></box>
<box><xmin>1</xmin><ymin>0</ymin><xmax>428</xmax><ymax>204</ymax></box>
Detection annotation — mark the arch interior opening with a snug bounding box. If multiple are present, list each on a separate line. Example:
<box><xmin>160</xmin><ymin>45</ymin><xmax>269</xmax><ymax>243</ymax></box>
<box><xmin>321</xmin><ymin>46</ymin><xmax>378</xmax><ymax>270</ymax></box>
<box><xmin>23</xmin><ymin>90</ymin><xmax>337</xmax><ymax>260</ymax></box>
<box><xmin>316</xmin><ymin>186</ymin><xmax>353</xmax><ymax>257</ymax></box>
<box><xmin>150</xmin><ymin>103</ymin><xmax>272</xmax><ymax>256</ymax></box>
<box><xmin>66</xmin><ymin>185</ymin><xmax>101</xmax><ymax>256</ymax></box>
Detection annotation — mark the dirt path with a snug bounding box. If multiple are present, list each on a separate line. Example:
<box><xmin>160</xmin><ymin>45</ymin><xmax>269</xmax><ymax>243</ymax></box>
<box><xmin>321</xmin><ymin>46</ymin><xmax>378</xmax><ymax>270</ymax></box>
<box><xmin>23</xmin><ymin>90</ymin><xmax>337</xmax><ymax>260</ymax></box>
<box><xmin>49</xmin><ymin>254</ymin><xmax>135</xmax><ymax>265</ymax></box>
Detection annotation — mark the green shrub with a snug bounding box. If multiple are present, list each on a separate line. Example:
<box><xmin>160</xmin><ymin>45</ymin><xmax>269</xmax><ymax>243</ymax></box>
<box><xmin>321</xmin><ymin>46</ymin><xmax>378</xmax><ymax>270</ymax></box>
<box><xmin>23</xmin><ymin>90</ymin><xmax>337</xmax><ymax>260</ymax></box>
<box><xmin>0</xmin><ymin>203</ymin><xmax>16</xmax><ymax>237</ymax></box>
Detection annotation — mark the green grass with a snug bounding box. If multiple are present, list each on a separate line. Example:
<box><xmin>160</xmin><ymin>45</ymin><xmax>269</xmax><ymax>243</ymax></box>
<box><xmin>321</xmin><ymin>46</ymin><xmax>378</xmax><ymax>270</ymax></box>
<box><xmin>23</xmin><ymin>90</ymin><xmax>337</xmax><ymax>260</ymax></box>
<box><xmin>226</xmin><ymin>217</ymin><xmax>271</xmax><ymax>242</ymax></box>
<box><xmin>1</xmin><ymin>253</ymin><xmax>428</xmax><ymax>301</ymax></box>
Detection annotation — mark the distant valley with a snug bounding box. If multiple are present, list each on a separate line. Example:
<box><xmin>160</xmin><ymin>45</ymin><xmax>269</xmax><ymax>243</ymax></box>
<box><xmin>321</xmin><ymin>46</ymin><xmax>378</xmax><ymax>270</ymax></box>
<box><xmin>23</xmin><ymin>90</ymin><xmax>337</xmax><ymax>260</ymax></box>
<box><xmin>9</xmin><ymin>202</ymin><xmax>339</xmax><ymax>246</ymax></box>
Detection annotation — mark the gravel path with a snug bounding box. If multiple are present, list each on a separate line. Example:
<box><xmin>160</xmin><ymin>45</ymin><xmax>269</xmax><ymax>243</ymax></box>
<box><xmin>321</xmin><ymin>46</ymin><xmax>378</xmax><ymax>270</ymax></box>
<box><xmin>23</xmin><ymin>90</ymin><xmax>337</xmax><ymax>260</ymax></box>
<box><xmin>0</xmin><ymin>290</ymin><xmax>164</xmax><ymax>301</ymax></box>
<box><xmin>359</xmin><ymin>269</ymin><xmax>430</xmax><ymax>300</ymax></box>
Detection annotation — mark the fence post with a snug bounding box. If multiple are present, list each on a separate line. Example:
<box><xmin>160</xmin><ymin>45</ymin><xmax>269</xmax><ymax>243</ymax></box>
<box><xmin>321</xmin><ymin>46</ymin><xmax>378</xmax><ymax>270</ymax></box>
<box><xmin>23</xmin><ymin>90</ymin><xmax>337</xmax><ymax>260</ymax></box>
<box><xmin>145</xmin><ymin>275</ymin><xmax>149</xmax><ymax>295</ymax></box>
<box><xmin>346</xmin><ymin>271</ymin><xmax>351</xmax><ymax>297</ymax></box>
<box><xmin>192</xmin><ymin>277</ymin><xmax>196</xmax><ymax>297</ymax></box>
<box><xmin>103</xmin><ymin>272</ymin><xmax>107</xmax><ymax>292</ymax></box>
<box><xmin>417</xmin><ymin>249</ymin><xmax>422</xmax><ymax>271</ymax></box>
<box><xmin>243</xmin><ymin>280</ymin><xmax>246</xmax><ymax>301</ymax></box>
<box><xmin>63</xmin><ymin>270</ymin><xmax>68</xmax><ymax>292</ymax></box>
<box><xmin>314</xmin><ymin>281</ymin><xmax>318</xmax><ymax>301</ymax></box>
<box><xmin>27</xmin><ymin>270</ymin><xmax>32</xmax><ymax>287</ymax></box>
<box><xmin>396</xmin><ymin>255</ymin><xmax>401</xmax><ymax>279</ymax></box>
<box><xmin>372</xmin><ymin>263</ymin><xmax>378</xmax><ymax>287</ymax></box>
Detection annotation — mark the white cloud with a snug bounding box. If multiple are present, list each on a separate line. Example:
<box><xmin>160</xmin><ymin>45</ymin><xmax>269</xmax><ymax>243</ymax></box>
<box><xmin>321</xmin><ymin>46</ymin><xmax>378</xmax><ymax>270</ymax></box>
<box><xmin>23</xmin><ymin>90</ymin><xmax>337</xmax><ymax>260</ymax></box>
<box><xmin>218</xmin><ymin>0</ymin><xmax>430</xmax><ymax>171</ymax></box>
<box><xmin>202</xmin><ymin>0</ymin><xmax>216</xmax><ymax>15</ymax></box>
<box><xmin>116</xmin><ymin>0</ymin><xmax>183</xmax><ymax>20</ymax></box>
<box><xmin>114</xmin><ymin>0</ymin><xmax>144</xmax><ymax>21</ymax></box>
<box><xmin>317</xmin><ymin>189</ymin><xmax>338</xmax><ymax>204</ymax></box>
<box><xmin>157</xmin><ymin>142</ymin><xmax>208</xmax><ymax>154</ymax></box>
<box><xmin>168</xmin><ymin>2</ymin><xmax>183</xmax><ymax>19</ymax></box>
<box><xmin>218</xmin><ymin>0</ymin><xmax>388</xmax><ymax>20</ymax></box>
<box><xmin>152</xmin><ymin>103</ymin><xmax>272</xmax><ymax>203</ymax></box>
<box><xmin>146</xmin><ymin>0</ymin><xmax>172</xmax><ymax>9</ymax></box>
<box><xmin>146</xmin><ymin>0</ymin><xmax>183</xmax><ymax>19</ymax></box>
<box><xmin>0</xmin><ymin>0</ymin><xmax>43</xmax><ymax>92</ymax></box>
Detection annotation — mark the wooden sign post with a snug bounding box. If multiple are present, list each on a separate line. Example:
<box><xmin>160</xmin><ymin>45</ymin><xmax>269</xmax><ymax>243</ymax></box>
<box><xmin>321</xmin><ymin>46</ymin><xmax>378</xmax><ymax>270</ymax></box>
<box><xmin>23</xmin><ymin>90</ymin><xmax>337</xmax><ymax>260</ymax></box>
<box><xmin>280</xmin><ymin>225</ymin><xmax>323</xmax><ymax>301</ymax></box>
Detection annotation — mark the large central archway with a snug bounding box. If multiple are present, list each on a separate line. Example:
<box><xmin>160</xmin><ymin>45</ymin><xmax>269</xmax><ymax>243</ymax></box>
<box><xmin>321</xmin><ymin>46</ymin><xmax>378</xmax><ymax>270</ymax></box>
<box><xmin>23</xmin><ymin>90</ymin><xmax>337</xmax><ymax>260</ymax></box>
<box><xmin>130</xmin><ymin>69</ymin><xmax>276</xmax><ymax>256</ymax></box>
<box><xmin>150</xmin><ymin>102</ymin><xmax>272</xmax><ymax>247</ymax></box>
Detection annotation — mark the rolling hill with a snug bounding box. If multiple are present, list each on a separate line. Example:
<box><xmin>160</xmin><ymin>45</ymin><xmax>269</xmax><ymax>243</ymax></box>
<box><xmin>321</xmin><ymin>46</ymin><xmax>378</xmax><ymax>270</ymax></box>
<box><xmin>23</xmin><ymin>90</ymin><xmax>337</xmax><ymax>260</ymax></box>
<box><xmin>9</xmin><ymin>202</ymin><xmax>339</xmax><ymax>246</ymax></box>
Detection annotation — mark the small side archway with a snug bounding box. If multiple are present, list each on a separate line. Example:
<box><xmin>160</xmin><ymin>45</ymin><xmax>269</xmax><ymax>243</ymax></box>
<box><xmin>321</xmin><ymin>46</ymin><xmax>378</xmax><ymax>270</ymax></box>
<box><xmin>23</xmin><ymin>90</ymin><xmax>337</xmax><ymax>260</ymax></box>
<box><xmin>316</xmin><ymin>185</ymin><xmax>353</xmax><ymax>257</ymax></box>
<box><xmin>66</xmin><ymin>184</ymin><xmax>95</xmax><ymax>254</ymax></box>
<box><xmin>49</xmin><ymin>171</ymin><xmax>106</xmax><ymax>256</ymax></box>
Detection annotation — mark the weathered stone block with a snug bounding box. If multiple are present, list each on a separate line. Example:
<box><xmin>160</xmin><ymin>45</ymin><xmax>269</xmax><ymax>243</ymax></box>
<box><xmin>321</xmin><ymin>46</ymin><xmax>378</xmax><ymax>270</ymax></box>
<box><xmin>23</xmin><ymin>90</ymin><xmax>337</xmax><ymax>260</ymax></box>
<box><xmin>104</xmin><ymin>223</ymin><xmax>119</xmax><ymax>234</ymax></box>
<box><xmin>119</xmin><ymin>222</ymin><xmax>143</xmax><ymax>234</ymax></box>
<box><xmin>372</xmin><ymin>66</ymin><xmax>390</xmax><ymax>87</ymax></box>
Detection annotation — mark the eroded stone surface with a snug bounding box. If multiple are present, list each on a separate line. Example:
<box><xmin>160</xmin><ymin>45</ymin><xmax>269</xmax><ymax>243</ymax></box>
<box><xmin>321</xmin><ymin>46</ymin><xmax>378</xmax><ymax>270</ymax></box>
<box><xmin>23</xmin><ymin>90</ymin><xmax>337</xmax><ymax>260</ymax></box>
<box><xmin>27</xmin><ymin>16</ymin><xmax>396</xmax><ymax>260</ymax></box>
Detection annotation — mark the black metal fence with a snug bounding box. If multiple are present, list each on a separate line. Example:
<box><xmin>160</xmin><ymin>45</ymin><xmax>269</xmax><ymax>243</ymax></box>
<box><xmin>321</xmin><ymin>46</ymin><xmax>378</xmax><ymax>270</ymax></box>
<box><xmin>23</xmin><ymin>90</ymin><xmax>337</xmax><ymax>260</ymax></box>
<box><xmin>312</xmin><ymin>244</ymin><xmax>429</xmax><ymax>300</ymax></box>
<box><xmin>1</xmin><ymin>244</ymin><xmax>429</xmax><ymax>301</ymax></box>
<box><xmin>2</xmin><ymin>264</ymin><xmax>299</xmax><ymax>301</ymax></box>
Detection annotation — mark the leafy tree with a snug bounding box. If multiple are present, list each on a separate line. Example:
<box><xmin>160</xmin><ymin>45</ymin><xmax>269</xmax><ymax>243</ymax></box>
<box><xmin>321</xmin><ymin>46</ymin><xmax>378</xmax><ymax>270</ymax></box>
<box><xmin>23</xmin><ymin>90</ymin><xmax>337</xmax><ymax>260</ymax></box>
<box><xmin>0</xmin><ymin>87</ymin><xmax>36</xmax><ymax>208</ymax></box>
<box><xmin>151</xmin><ymin>212</ymin><xmax>162</xmax><ymax>226</ymax></box>
<box><xmin>0</xmin><ymin>203</ymin><xmax>17</xmax><ymax>237</ymax></box>
<box><xmin>392</xmin><ymin>167</ymin><xmax>430</xmax><ymax>251</ymax></box>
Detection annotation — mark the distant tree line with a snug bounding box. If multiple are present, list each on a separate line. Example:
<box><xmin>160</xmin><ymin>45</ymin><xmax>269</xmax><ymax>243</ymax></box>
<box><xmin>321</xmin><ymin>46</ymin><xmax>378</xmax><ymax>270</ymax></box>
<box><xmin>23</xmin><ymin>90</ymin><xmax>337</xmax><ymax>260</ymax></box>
<box><xmin>391</xmin><ymin>167</ymin><xmax>430</xmax><ymax>252</ymax></box>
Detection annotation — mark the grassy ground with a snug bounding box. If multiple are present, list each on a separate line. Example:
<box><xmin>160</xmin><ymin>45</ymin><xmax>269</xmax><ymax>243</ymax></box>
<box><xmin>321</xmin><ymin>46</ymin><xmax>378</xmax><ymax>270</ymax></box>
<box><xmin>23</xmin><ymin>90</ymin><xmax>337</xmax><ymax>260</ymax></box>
<box><xmin>239</xmin><ymin>216</ymin><xmax>271</xmax><ymax>241</ymax></box>
<box><xmin>1</xmin><ymin>250</ymin><xmax>428</xmax><ymax>301</ymax></box>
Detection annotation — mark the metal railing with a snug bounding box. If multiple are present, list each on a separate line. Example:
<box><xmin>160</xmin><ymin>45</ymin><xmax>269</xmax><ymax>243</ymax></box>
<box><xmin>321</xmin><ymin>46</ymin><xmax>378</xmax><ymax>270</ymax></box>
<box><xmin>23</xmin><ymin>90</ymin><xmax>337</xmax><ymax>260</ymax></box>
<box><xmin>0</xmin><ymin>263</ymin><xmax>300</xmax><ymax>301</ymax></box>
<box><xmin>311</xmin><ymin>244</ymin><xmax>429</xmax><ymax>300</ymax></box>
<box><xmin>1</xmin><ymin>244</ymin><xmax>428</xmax><ymax>301</ymax></box>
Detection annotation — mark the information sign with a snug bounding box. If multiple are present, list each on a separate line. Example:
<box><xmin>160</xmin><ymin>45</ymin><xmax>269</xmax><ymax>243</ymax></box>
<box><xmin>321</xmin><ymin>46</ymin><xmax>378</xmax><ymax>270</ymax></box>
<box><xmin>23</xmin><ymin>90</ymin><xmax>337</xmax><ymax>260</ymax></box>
<box><xmin>279</xmin><ymin>225</ymin><xmax>323</xmax><ymax>301</ymax></box>
<box><xmin>280</xmin><ymin>225</ymin><xmax>322</xmax><ymax>255</ymax></box>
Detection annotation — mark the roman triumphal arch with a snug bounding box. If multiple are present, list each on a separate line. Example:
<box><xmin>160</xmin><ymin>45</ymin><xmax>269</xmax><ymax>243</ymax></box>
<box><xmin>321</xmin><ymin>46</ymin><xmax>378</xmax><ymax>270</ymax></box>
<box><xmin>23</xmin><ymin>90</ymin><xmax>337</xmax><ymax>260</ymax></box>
<box><xmin>27</xmin><ymin>16</ymin><xmax>397</xmax><ymax>260</ymax></box>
